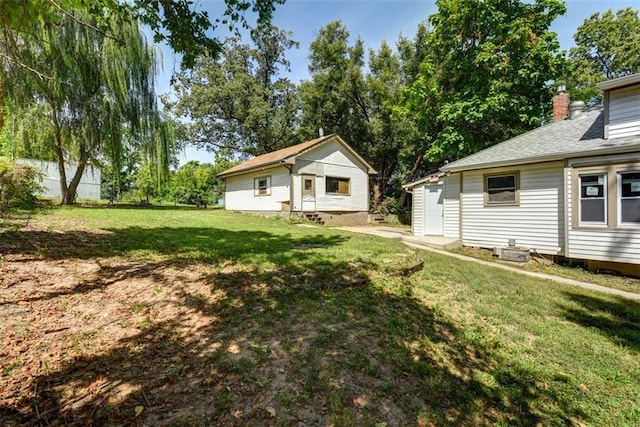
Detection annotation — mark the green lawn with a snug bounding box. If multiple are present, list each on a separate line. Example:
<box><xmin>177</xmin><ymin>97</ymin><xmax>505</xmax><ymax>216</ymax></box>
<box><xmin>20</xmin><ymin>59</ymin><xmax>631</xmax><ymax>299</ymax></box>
<box><xmin>1</xmin><ymin>207</ymin><xmax>639</xmax><ymax>426</ymax></box>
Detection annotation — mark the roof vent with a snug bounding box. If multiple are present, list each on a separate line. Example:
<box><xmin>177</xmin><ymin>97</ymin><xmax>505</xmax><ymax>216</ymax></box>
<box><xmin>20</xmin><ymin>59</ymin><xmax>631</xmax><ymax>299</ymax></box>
<box><xmin>569</xmin><ymin>101</ymin><xmax>585</xmax><ymax>119</ymax></box>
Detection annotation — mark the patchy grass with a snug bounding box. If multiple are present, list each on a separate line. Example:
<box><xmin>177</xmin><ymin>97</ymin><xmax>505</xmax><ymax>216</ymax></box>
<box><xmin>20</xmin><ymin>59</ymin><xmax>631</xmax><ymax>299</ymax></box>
<box><xmin>1</xmin><ymin>207</ymin><xmax>639</xmax><ymax>426</ymax></box>
<box><xmin>452</xmin><ymin>246</ymin><xmax>640</xmax><ymax>294</ymax></box>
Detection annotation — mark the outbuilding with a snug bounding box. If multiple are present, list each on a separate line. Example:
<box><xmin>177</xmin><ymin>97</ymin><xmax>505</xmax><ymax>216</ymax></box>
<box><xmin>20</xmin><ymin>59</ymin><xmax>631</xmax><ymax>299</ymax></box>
<box><xmin>218</xmin><ymin>134</ymin><xmax>376</xmax><ymax>224</ymax></box>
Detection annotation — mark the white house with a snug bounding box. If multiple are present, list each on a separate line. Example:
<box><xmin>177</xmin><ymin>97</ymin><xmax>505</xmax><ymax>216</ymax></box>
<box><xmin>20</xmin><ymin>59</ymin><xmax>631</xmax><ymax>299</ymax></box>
<box><xmin>17</xmin><ymin>158</ymin><xmax>101</xmax><ymax>200</ymax></box>
<box><xmin>217</xmin><ymin>134</ymin><xmax>376</xmax><ymax>224</ymax></box>
<box><xmin>405</xmin><ymin>73</ymin><xmax>640</xmax><ymax>275</ymax></box>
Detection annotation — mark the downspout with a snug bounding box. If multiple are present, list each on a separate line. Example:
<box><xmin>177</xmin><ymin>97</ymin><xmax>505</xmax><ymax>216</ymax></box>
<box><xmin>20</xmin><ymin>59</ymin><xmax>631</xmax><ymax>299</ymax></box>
<box><xmin>282</xmin><ymin>162</ymin><xmax>294</xmax><ymax>216</ymax></box>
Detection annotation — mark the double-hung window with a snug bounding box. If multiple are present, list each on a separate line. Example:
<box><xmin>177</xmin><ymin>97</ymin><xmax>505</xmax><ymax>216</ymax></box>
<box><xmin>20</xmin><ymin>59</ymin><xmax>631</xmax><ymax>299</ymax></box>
<box><xmin>579</xmin><ymin>173</ymin><xmax>607</xmax><ymax>225</ymax></box>
<box><xmin>485</xmin><ymin>173</ymin><xmax>519</xmax><ymax>205</ymax></box>
<box><xmin>619</xmin><ymin>172</ymin><xmax>640</xmax><ymax>226</ymax></box>
<box><xmin>254</xmin><ymin>176</ymin><xmax>271</xmax><ymax>196</ymax></box>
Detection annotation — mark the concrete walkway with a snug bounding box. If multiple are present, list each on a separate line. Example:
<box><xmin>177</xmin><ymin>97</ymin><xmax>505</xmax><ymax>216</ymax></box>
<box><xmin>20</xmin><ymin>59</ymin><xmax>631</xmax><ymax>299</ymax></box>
<box><xmin>335</xmin><ymin>226</ymin><xmax>640</xmax><ymax>301</ymax></box>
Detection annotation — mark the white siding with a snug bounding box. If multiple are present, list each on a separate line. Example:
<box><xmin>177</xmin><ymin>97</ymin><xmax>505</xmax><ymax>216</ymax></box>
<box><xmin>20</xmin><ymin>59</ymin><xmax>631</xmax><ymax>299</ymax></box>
<box><xmin>17</xmin><ymin>158</ymin><xmax>101</xmax><ymax>200</ymax></box>
<box><xmin>609</xmin><ymin>85</ymin><xmax>640</xmax><ymax>139</ymax></box>
<box><xmin>567</xmin><ymin>154</ymin><xmax>640</xmax><ymax>265</ymax></box>
<box><xmin>444</xmin><ymin>174</ymin><xmax>460</xmax><ymax>239</ymax></box>
<box><xmin>293</xmin><ymin>140</ymin><xmax>369</xmax><ymax>212</ymax></box>
<box><xmin>224</xmin><ymin>166</ymin><xmax>290</xmax><ymax>211</ymax></box>
<box><xmin>412</xmin><ymin>185</ymin><xmax>425</xmax><ymax>236</ymax></box>
<box><xmin>461</xmin><ymin>162</ymin><xmax>564</xmax><ymax>254</ymax></box>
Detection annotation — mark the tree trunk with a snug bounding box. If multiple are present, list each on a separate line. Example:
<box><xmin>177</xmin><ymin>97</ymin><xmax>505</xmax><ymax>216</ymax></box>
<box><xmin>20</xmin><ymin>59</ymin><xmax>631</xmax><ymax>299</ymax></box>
<box><xmin>50</xmin><ymin>107</ymin><xmax>70</xmax><ymax>205</ymax></box>
<box><xmin>64</xmin><ymin>149</ymin><xmax>89</xmax><ymax>205</ymax></box>
<box><xmin>398</xmin><ymin>152</ymin><xmax>424</xmax><ymax>208</ymax></box>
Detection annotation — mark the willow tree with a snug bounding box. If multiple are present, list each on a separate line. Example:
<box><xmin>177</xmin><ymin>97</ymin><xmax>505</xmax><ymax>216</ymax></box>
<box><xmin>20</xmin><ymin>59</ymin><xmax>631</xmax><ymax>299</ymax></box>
<box><xmin>0</xmin><ymin>11</ymin><xmax>173</xmax><ymax>204</ymax></box>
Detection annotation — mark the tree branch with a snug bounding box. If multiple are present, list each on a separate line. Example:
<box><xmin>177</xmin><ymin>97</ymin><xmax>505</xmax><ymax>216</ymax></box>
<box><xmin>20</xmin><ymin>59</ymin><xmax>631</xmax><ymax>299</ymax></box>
<box><xmin>47</xmin><ymin>0</ymin><xmax>124</xmax><ymax>45</ymax></box>
<box><xmin>0</xmin><ymin>51</ymin><xmax>53</xmax><ymax>81</ymax></box>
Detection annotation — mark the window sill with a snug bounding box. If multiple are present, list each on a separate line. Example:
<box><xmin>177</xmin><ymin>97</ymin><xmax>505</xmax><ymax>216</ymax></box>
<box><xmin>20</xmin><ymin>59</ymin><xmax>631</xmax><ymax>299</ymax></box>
<box><xmin>483</xmin><ymin>203</ymin><xmax>520</xmax><ymax>207</ymax></box>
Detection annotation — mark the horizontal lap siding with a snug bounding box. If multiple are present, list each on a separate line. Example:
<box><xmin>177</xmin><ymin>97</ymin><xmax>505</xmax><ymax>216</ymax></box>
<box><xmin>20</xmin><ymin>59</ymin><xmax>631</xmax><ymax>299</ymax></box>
<box><xmin>567</xmin><ymin>157</ymin><xmax>640</xmax><ymax>265</ymax></box>
<box><xmin>315</xmin><ymin>164</ymin><xmax>368</xmax><ymax>211</ymax></box>
<box><xmin>444</xmin><ymin>174</ymin><xmax>460</xmax><ymax>238</ymax></box>
<box><xmin>462</xmin><ymin>163</ymin><xmax>564</xmax><ymax>253</ymax></box>
<box><xmin>609</xmin><ymin>86</ymin><xmax>640</xmax><ymax>139</ymax></box>
<box><xmin>569</xmin><ymin>230</ymin><xmax>640</xmax><ymax>264</ymax></box>
<box><xmin>225</xmin><ymin>167</ymin><xmax>290</xmax><ymax>211</ymax></box>
<box><xmin>297</xmin><ymin>141</ymin><xmax>369</xmax><ymax>212</ymax></box>
<box><xmin>412</xmin><ymin>186</ymin><xmax>425</xmax><ymax>236</ymax></box>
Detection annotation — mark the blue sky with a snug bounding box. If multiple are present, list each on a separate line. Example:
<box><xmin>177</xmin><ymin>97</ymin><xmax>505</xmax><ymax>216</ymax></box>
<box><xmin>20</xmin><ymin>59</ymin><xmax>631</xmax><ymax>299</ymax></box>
<box><xmin>163</xmin><ymin>0</ymin><xmax>639</xmax><ymax>165</ymax></box>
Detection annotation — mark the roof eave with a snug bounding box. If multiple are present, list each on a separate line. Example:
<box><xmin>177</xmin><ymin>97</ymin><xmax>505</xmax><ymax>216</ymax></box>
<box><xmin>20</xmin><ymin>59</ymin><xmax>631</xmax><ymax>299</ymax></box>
<box><xmin>440</xmin><ymin>144</ymin><xmax>640</xmax><ymax>173</ymax></box>
<box><xmin>217</xmin><ymin>161</ymin><xmax>288</xmax><ymax>179</ymax></box>
<box><xmin>597</xmin><ymin>73</ymin><xmax>640</xmax><ymax>91</ymax></box>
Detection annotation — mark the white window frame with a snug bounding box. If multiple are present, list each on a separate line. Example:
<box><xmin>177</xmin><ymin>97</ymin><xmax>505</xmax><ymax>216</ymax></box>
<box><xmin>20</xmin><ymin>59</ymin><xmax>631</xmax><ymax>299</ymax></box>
<box><xmin>618</xmin><ymin>171</ymin><xmax>640</xmax><ymax>227</ymax></box>
<box><xmin>254</xmin><ymin>175</ymin><xmax>271</xmax><ymax>196</ymax></box>
<box><xmin>579</xmin><ymin>173</ymin><xmax>607</xmax><ymax>226</ymax></box>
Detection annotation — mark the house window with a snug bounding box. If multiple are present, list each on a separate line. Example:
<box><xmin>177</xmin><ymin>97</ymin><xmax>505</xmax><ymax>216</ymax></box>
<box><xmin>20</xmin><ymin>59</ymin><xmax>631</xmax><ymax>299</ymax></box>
<box><xmin>326</xmin><ymin>177</ymin><xmax>350</xmax><ymax>195</ymax></box>
<box><xmin>254</xmin><ymin>176</ymin><xmax>271</xmax><ymax>196</ymax></box>
<box><xmin>485</xmin><ymin>173</ymin><xmax>519</xmax><ymax>205</ymax></box>
<box><xmin>619</xmin><ymin>172</ymin><xmax>640</xmax><ymax>225</ymax></box>
<box><xmin>579</xmin><ymin>173</ymin><xmax>606</xmax><ymax>224</ymax></box>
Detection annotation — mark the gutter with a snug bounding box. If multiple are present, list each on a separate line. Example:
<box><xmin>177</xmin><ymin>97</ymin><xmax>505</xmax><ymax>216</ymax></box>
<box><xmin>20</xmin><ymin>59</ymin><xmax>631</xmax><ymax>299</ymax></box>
<box><xmin>217</xmin><ymin>159</ymin><xmax>294</xmax><ymax>179</ymax></box>
<box><xmin>440</xmin><ymin>144</ymin><xmax>640</xmax><ymax>174</ymax></box>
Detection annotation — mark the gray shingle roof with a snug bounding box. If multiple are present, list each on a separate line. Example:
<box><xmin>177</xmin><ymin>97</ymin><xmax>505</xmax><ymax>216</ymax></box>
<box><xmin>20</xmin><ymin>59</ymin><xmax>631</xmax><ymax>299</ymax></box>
<box><xmin>440</xmin><ymin>106</ymin><xmax>640</xmax><ymax>172</ymax></box>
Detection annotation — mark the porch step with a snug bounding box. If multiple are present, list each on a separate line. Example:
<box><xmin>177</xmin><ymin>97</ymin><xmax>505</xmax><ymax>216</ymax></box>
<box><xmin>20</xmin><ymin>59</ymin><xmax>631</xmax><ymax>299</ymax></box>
<box><xmin>304</xmin><ymin>212</ymin><xmax>325</xmax><ymax>225</ymax></box>
<box><xmin>401</xmin><ymin>235</ymin><xmax>462</xmax><ymax>251</ymax></box>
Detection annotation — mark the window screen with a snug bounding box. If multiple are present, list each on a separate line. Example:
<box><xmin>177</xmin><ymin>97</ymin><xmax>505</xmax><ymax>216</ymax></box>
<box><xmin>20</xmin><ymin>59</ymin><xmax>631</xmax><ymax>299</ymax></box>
<box><xmin>579</xmin><ymin>173</ymin><xmax>606</xmax><ymax>224</ymax></box>
<box><xmin>620</xmin><ymin>172</ymin><xmax>640</xmax><ymax>225</ymax></box>
<box><xmin>486</xmin><ymin>174</ymin><xmax>517</xmax><ymax>204</ymax></box>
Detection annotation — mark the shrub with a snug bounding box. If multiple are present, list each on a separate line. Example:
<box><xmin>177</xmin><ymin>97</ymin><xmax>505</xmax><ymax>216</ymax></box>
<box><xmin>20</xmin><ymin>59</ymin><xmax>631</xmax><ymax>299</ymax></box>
<box><xmin>377</xmin><ymin>197</ymin><xmax>407</xmax><ymax>216</ymax></box>
<box><xmin>0</xmin><ymin>158</ymin><xmax>42</xmax><ymax>210</ymax></box>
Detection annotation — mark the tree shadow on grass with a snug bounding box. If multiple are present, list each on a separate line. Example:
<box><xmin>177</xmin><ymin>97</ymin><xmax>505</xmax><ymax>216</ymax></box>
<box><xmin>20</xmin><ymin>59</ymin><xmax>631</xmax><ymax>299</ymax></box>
<box><xmin>1</xmin><ymin>253</ymin><xmax>594</xmax><ymax>425</ymax></box>
<box><xmin>559</xmin><ymin>290</ymin><xmax>640</xmax><ymax>352</ymax></box>
<box><xmin>0</xmin><ymin>226</ymin><xmax>346</xmax><ymax>264</ymax></box>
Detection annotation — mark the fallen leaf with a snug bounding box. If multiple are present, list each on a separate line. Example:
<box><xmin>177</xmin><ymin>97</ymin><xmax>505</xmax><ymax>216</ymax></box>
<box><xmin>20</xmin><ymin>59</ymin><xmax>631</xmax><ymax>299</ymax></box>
<box><xmin>135</xmin><ymin>405</ymin><xmax>144</xmax><ymax>417</ymax></box>
<box><xmin>266</xmin><ymin>406</ymin><xmax>276</xmax><ymax>417</ymax></box>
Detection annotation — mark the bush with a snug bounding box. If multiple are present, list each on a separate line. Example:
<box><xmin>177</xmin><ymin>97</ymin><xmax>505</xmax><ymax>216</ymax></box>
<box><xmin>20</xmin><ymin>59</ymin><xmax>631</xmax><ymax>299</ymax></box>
<box><xmin>377</xmin><ymin>197</ymin><xmax>407</xmax><ymax>216</ymax></box>
<box><xmin>0</xmin><ymin>158</ymin><xmax>42</xmax><ymax>210</ymax></box>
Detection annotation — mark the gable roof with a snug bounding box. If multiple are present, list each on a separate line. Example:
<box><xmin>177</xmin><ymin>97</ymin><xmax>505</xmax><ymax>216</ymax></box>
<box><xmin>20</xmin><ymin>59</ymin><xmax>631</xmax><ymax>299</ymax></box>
<box><xmin>440</xmin><ymin>105</ymin><xmax>640</xmax><ymax>173</ymax></box>
<box><xmin>217</xmin><ymin>134</ymin><xmax>377</xmax><ymax>178</ymax></box>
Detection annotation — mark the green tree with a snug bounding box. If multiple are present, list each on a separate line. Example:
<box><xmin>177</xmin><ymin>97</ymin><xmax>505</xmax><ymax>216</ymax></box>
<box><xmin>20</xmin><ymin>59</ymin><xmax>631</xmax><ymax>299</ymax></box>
<box><xmin>0</xmin><ymin>11</ymin><xmax>175</xmax><ymax>204</ymax></box>
<box><xmin>0</xmin><ymin>0</ymin><xmax>284</xmax><ymax>70</ymax></box>
<box><xmin>300</xmin><ymin>21</ymin><xmax>413</xmax><ymax>206</ymax></box>
<box><xmin>407</xmin><ymin>0</ymin><xmax>567</xmax><ymax>164</ymax></box>
<box><xmin>569</xmin><ymin>8</ymin><xmax>640</xmax><ymax>104</ymax></box>
<box><xmin>170</xmin><ymin>24</ymin><xmax>300</xmax><ymax>158</ymax></box>
<box><xmin>135</xmin><ymin>162</ymin><xmax>158</xmax><ymax>203</ymax></box>
<box><xmin>168</xmin><ymin>159</ymin><xmax>233</xmax><ymax>206</ymax></box>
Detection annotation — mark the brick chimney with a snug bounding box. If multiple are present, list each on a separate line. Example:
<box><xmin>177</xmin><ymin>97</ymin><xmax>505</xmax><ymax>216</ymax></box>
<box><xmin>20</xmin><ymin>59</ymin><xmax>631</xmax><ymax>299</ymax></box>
<box><xmin>552</xmin><ymin>86</ymin><xmax>570</xmax><ymax>122</ymax></box>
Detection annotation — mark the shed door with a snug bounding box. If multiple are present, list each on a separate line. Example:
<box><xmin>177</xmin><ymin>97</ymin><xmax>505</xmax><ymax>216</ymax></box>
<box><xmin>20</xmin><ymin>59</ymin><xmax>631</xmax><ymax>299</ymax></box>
<box><xmin>301</xmin><ymin>174</ymin><xmax>316</xmax><ymax>212</ymax></box>
<box><xmin>425</xmin><ymin>184</ymin><xmax>444</xmax><ymax>236</ymax></box>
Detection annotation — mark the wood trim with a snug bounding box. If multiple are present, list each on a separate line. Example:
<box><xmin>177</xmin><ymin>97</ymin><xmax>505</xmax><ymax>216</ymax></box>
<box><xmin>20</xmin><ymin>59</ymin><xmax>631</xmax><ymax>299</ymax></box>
<box><xmin>483</xmin><ymin>171</ymin><xmax>520</xmax><ymax>207</ymax></box>
<box><xmin>570</xmin><ymin>162</ymin><xmax>640</xmax><ymax>229</ymax></box>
